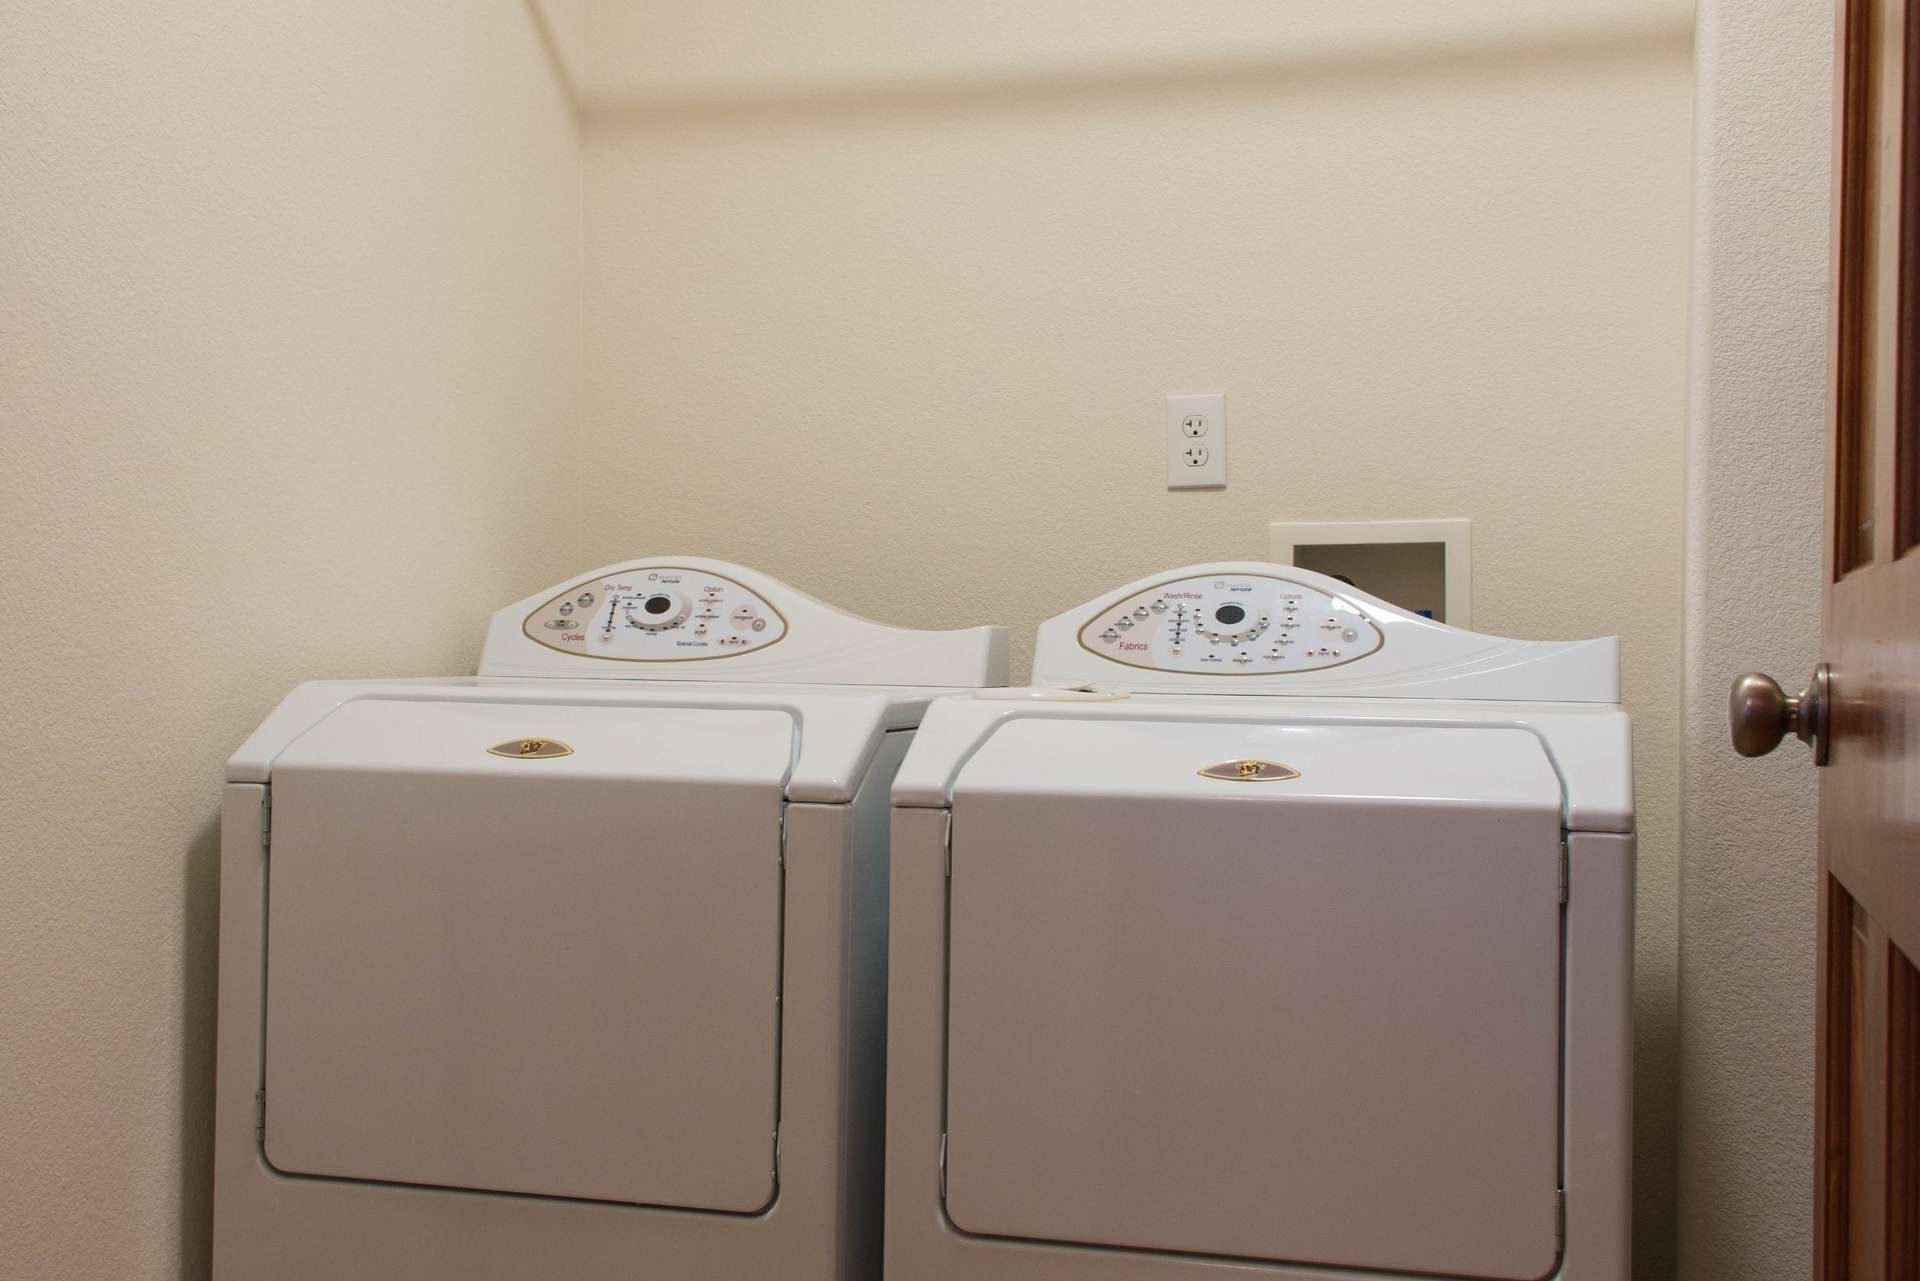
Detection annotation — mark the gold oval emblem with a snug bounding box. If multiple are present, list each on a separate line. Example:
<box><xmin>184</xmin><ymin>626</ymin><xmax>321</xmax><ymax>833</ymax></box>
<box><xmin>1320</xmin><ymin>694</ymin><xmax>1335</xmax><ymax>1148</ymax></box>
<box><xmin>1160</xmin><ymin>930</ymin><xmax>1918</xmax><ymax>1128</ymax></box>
<box><xmin>1198</xmin><ymin>759</ymin><xmax>1299</xmax><ymax>782</ymax></box>
<box><xmin>487</xmin><ymin>738</ymin><xmax>574</xmax><ymax>760</ymax></box>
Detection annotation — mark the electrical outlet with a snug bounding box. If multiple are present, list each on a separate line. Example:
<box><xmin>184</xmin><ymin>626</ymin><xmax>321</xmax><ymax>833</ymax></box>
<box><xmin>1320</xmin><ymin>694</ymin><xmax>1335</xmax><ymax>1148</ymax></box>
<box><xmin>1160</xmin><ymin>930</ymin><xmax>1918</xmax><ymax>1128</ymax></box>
<box><xmin>1167</xmin><ymin>393</ymin><xmax>1226</xmax><ymax>489</ymax></box>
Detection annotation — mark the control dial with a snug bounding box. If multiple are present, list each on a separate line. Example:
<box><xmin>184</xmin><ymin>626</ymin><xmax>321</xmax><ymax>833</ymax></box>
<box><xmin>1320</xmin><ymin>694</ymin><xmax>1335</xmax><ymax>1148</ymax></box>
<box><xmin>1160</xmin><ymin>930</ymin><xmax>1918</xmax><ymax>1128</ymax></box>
<box><xmin>1196</xmin><ymin>602</ymin><xmax>1270</xmax><ymax>647</ymax></box>
<box><xmin>625</xmin><ymin>591</ymin><xmax>690</xmax><ymax>631</ymax></box>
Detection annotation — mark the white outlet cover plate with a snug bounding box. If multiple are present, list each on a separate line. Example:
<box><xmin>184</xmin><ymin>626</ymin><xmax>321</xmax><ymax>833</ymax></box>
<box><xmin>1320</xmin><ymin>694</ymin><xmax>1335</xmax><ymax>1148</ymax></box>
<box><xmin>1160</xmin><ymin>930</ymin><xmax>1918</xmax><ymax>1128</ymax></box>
<box><xmin>1167</xmin><ymin>393</ymin><xmax>1226</xmax><ymax>489</ymax></box>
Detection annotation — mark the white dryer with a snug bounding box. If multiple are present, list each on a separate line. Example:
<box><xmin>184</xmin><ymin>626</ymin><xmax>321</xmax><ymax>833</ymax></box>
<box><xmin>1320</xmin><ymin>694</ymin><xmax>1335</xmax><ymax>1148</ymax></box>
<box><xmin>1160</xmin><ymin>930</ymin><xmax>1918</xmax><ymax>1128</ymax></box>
<box><xmin>886</xmin><ymin>563</ymin><xmax>1632</xmax><ymax>1281</ymax></box>
<box><xmin>211</xmin><ymin>558</ymin><xmax>1007</xmax><ymax>1281</ymax></box>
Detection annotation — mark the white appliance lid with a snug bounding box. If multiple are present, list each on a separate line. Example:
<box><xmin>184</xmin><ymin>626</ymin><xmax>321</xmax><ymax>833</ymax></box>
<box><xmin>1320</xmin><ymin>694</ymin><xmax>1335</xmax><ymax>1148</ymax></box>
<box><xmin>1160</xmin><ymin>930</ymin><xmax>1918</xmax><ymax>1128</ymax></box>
<box><xmin>263</xmin><ymin>698</ymin><xmax>793</xmax><ymax>1211</ymax></box>
<box><xmin>892</xmin><ymin>693</ymin><xmax>1634</xmax><ymax>832</ymax></box>
<box><xmin>228</xmin><ymin>678</ymin><xmax>936</xmax><ymax>802</ymax></box>
<box><xmin>953</xmin><ymin>716</ymin><xmax>1564</xmax><ymax>808</ymax></box>
<box><xmin>943</xmin><ymin>717</ymin><xmax>1565</xmax><ymax>1277</ymax></box>
<box><xmin>265</xmin><ymin>696</ymin><xmax>796</xmax><ymax>783</ymax></box>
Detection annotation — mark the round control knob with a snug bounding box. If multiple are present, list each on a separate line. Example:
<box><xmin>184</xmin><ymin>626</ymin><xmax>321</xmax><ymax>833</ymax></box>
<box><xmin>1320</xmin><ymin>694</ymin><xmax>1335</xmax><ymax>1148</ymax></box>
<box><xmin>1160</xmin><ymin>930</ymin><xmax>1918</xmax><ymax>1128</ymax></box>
<box><xmin>1196</xmin><ymin>602</ymin><xmax>1269</xmax><ymax>647</ymax></box>
<box><xmin>627</xmin><ymin>591</ymin><xmax>690</xmax><ymax>631</ymax></box>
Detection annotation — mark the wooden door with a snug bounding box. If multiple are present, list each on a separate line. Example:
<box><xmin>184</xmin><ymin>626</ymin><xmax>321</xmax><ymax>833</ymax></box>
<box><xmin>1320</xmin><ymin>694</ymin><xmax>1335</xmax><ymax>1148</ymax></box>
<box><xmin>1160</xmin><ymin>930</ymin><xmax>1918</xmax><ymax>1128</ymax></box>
<box><xmin>1820</xmin><ymin>0</ymin><xmax>1920</xmax><ymax>1275</ymax></box>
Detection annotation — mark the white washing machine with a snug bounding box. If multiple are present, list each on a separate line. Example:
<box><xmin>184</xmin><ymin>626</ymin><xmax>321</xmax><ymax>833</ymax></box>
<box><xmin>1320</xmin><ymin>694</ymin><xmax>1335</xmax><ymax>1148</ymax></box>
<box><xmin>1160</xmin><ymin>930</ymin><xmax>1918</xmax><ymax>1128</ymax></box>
<box><xmin>886</xmin><ymin>563</ymin><xmax>1633</xmax><ymax>1281</ymax></box>
<box><xmin>211</xmin><ymin>558</ymin><xmax>1007</xmax><ymax>1281</ymax></box>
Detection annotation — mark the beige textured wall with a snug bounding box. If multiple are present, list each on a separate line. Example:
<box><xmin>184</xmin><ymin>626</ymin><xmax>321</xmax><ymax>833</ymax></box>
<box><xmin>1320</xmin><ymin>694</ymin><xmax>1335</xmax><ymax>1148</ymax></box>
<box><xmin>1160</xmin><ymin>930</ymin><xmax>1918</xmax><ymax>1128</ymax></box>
<box><xmin>578</xmin><ymin>4</ymin><xmax>1694</xmax><ymax>1272</ymax></box>
<box><xmin>0</xmin><ymin>3</ymin><xmax>581</xmax><ymax>1278</ymax></box>
<box><xmin>1677</xmin><ymin>0</ymin><xmax>1832</xmax><ymax>1276</ymax></box>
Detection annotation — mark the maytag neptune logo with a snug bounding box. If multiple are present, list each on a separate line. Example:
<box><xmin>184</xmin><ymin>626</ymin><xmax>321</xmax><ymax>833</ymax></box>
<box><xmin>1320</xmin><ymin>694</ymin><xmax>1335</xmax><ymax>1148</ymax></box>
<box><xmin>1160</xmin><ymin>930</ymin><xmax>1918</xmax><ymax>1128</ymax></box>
<box><xmin>1197</xmin><ymin>759</ymin><xmax>1300</xmax><ymax>782</ymax></box>
<box><xmin>487</xmin><ymin>738</ymin><xmax>574</xmax><ymax>760</ymax></box>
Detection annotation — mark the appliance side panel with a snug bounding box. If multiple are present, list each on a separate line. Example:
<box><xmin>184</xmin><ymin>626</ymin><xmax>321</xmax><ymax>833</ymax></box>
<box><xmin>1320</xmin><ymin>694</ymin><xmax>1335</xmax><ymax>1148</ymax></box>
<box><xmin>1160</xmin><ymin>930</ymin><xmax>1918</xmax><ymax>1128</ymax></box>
<box><xmin>777</xmin><ymin>730</ymin><xmax>912</xmax><ymax>1281</ymax></box>
<box><xmin>844</xmin><ymin>731</ymin><xmax>912</xmax><ymax>1281</ymax></box>
<box><xmin>211</xmin><ymin>783</ymin><xmax>270</xmax><ymax>1281</ymax></box>
<box><xmin>1564</xmin><ymin>830</ymin><xmax>1636</xmax><ymax>1277</ymax></box>
<box><xmin>884</xmin><ymin>806</ymin><xmax>958</xmax><ymax>1278</ymax></box>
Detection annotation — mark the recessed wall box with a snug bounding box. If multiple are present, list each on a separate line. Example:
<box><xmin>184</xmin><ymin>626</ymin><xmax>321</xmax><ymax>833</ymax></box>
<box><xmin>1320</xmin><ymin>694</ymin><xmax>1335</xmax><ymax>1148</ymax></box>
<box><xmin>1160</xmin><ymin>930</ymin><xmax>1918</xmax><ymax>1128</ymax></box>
<box><xmin>1267</xmin><ymin>519</ymin><xmax>1471</xmax><ymax>628</ymax></box>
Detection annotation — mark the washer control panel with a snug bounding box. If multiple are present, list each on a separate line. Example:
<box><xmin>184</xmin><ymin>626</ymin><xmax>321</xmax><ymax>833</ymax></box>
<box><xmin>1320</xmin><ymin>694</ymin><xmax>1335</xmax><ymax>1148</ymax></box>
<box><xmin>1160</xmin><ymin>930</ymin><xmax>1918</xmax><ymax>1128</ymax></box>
<box><xmin>522</xmin><ymin>566</ymin><xmax>788</xmax><ymax>662</ymax></box>
<box><xmin>1076</xmin><ymin>572</ymin><xmax>1385</xmax><ymax>674</ymax></box>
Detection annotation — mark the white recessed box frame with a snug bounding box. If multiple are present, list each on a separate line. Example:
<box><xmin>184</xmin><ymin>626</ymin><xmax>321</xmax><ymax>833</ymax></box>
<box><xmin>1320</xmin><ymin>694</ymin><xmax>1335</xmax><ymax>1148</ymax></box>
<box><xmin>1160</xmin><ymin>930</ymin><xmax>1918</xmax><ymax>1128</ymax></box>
<box><xmin>1268</xmin><ymin>518</ymin><xmax>1472</xmax><ymax>630</ymax></box>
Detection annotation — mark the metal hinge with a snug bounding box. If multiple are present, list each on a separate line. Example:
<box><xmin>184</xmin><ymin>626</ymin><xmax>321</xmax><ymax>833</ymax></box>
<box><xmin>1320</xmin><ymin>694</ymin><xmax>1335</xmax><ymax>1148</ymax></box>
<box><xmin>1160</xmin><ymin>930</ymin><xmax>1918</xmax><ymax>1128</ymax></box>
<box><xmin>1554</xmin><ymin>1188</ymin><xmax>1566</xmax><ymax>1247</ymax></box>
<box><xmin>943</xmin><ymin>812</ymin><xmax>953</xmax><ymax>878</ymax></box>
<box><xmin>772</xmin><ymin>1128</ymin><xmax>781</xmax><ymax>1180</ymax></box>
<box><xmin>260</xmin><ymin>791</ymin><xmax>272</xmax><ymax>850</ymax></box>
<box><xmin>254</xmin><ymin>1088</ymin><xmax>267</xmax><ymax>1141</ymax></box>
<box><xmin>778</xmin><ymin>815</ymin><xmax>786</xmax><ymax>871</ymax></box>
<box><xmin>1558</xmin><ymin>840</ymin><xmax>1569</xmax><ymax>905</ymax></box>
<box><xmin>939</xmin><ymin>1132</ymin><xmax>949</xmax><ymax>1198</ymax></box>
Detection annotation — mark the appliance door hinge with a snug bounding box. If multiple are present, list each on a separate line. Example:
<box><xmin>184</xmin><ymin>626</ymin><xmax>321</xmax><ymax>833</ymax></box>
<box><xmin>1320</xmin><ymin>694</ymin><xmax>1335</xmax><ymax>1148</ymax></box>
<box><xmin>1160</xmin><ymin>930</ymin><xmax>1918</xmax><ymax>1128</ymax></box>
<box><xmin>1558</xmin><ymin>839</ymin><xmax>1569</xmax><ymax>904</ymax></box>
<box><xmin>778</xmin><ymin>811</ymin><xmax>786</xmax><ymax>870</ymax></box>
<box><xmin>943</xmin><ymin>811</ymin><xmax>953</xmax><ymax>878</ymax></box>
<box><xmin>1555</xmin><ymin>1188</ymin><xmax>1566</xmax><ymax>1248</ymax></box>
<box><xmin>254</xmin><ymin>1088</ymin><xmax>267</xmax><ymax>1142</ymax></box>
<box><xmin>939</xmin><ymin>1131</ymin><xmax>949</xmax><ymax>1198</ymax></box>
<box><xmin>260</xmin><ymin>790</ymin><xmax>272</xmax><ymax>850</ymax></box>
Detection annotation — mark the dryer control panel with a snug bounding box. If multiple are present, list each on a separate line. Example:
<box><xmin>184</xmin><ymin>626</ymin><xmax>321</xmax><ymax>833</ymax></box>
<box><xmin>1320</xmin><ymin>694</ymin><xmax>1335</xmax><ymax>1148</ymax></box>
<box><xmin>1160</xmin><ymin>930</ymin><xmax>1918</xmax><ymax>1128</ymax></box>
<box><xmin>485</xmin><ymin>557</ymin><xmax>1007</xmax><ymax>684</ymax></box>
<box><xmin>522</xmin><ymin>566</ymin><xmax>788</xmax><ymax>662</ymax></box>
<box><xmin>1076</xmin><ymin>572</ymin><xmax>1384</xmax><ymax>675</ymax></box>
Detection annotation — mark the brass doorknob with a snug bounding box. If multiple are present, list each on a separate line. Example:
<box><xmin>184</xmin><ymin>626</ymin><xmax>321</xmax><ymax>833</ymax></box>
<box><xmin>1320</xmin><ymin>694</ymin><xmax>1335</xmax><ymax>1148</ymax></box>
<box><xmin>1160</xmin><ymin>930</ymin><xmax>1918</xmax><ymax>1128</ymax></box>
<box><xmin>1729</xmin><ymin>664</ymin><xmax>1830</xmax><ymax>765</ymax></box>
